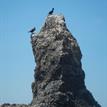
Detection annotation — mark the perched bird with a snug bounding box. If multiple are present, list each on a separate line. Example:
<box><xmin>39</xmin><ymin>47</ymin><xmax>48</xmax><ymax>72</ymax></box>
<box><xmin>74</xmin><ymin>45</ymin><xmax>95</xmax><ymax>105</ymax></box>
<box><xmin>48</xmin><ymin>8</ymin><xmax>54</xmax><ymax>15</ymax></box>
<box><xmin>28</xmin><ymin>27</ymin><xmax>36</xmax><ymax>34</ymax></box>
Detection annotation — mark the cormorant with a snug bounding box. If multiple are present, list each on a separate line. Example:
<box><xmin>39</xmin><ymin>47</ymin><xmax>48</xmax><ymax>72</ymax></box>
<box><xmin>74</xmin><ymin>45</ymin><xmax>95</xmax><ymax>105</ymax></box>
<box><xmin>28</xmin><ymin>27</ymin><xmax>36</xmax><ymax>34</ymax></box>
<box><xmin>48</xmin><ymin>8</ymin><xmax>54</xmax><ymax>15</ymax></box>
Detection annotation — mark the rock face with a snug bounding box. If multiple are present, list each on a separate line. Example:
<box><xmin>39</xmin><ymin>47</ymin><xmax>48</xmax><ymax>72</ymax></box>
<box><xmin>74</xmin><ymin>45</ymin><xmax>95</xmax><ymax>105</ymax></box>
<box><xmin>31</xmin><ymin>14</ymin><xmax>101</xmax><ymax>107</ymax></box>
<box><xmin>0</xmin><ymin>14</ymin><xmax>101</xmax><ymax>107</ymax></box>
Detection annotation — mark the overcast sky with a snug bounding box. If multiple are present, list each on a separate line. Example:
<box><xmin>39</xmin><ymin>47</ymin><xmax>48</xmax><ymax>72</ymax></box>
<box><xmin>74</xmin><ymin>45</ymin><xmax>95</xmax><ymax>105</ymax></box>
<box><xmin>0</xmin><ymin>0</ymin><xmax>107</xmax><ymax>107</ymax></box>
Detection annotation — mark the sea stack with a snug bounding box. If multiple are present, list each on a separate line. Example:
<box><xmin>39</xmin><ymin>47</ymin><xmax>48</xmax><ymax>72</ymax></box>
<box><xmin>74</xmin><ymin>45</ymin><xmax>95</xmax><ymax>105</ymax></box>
<box><xmin>31</xmin><ymin>14</ymin><xmax>101</xmax><ymax>107</ymax></box>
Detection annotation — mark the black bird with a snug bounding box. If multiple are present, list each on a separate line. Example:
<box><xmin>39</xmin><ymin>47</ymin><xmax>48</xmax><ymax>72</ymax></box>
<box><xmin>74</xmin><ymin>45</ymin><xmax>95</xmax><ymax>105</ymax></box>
<box><xmin>48</xmin><ymin>8</ymin><xmax>54</xmax><ymax>15</ymax></box>
<box><xmin>28</xmin><ymin>27</ymin><xmax>36</xmax><ymax>34</ymax></box>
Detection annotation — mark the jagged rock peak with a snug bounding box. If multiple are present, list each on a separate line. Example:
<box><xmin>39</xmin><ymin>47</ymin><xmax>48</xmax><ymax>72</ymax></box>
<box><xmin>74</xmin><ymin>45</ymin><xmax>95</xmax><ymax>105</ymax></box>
<box><xmin>41</xmin><ymin>14</ymin><xmax>67</xmax><ymax>31</ymax></box>
<box><xmin>31</xmin><ymin>14</ymin><xmax>101</xmax><ymax>107</ymax></box>
<box><xmin>31</xmin><ymin>14</ymin><xmax>82</xmax><ymax>63</ymax></box>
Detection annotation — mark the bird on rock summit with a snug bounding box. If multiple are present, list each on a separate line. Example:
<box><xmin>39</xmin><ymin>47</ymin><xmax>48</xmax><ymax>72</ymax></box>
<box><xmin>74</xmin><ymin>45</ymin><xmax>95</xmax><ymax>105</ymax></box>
<box><xmin>48</xmin><ymin>8</ymin><xmax>54</xmax><ymax>15</ymax></box>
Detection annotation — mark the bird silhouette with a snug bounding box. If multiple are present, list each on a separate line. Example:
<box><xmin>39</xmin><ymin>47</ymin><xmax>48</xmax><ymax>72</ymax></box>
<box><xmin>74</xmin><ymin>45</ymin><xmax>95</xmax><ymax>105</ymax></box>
<box><xmin>28</xmin><ymin>27</ymin><xmax>36</xmax><ymax>34</ymax></box>
<box><xmin>48</xmin><ymin>8</ymin><xmax>54</xmax><ymax>15</ymax></box>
